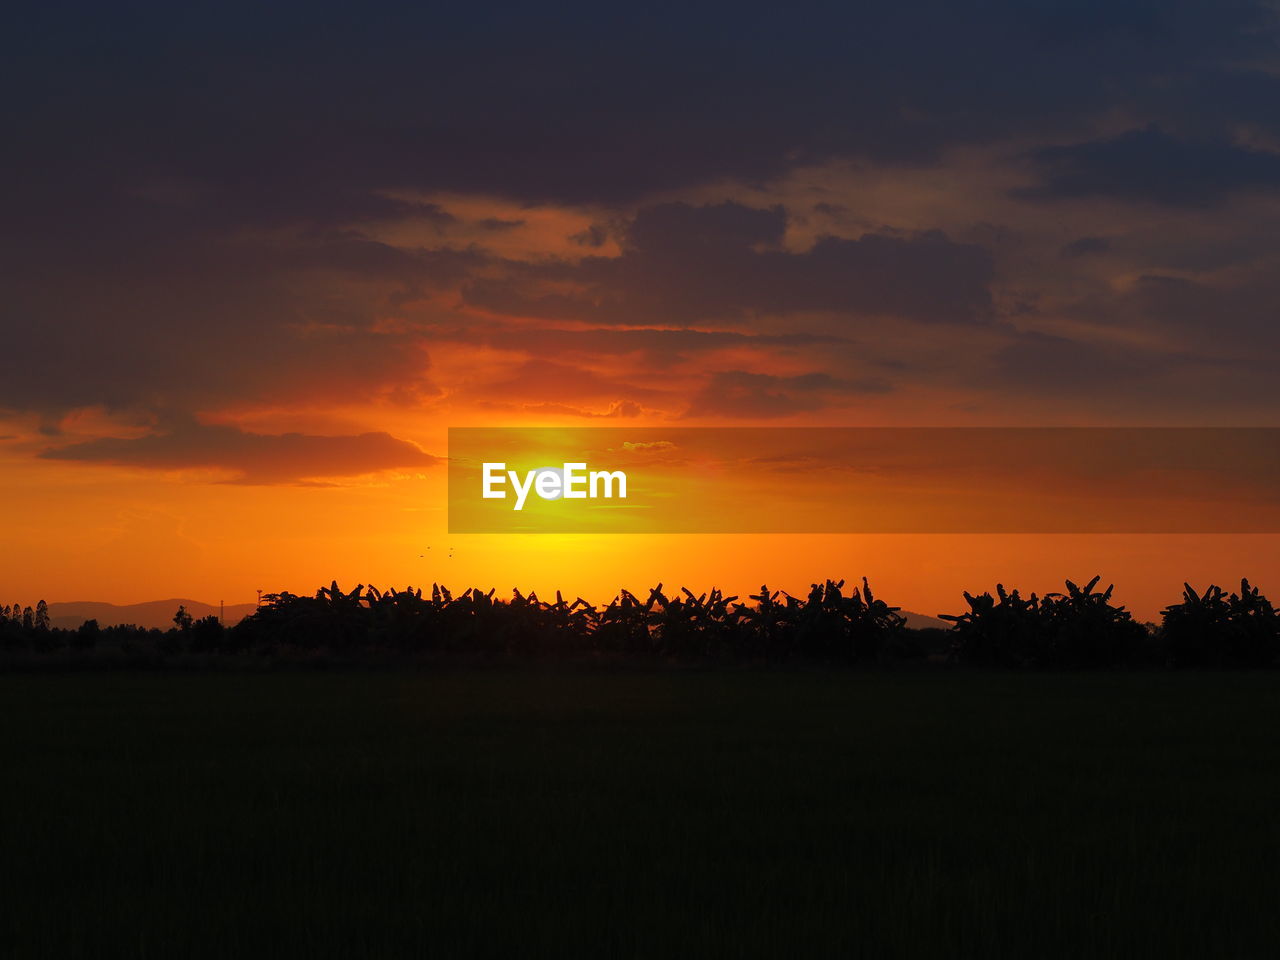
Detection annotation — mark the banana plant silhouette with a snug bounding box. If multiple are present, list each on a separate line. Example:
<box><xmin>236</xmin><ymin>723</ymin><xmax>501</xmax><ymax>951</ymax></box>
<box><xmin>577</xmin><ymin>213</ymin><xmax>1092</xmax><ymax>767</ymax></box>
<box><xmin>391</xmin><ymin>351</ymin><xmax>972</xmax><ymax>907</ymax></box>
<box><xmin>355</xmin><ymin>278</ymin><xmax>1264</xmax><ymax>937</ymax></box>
<box><xmin>1162</xmin><ymin>578</ymin><xmax>1279</xmax><ymax>667</ymax></box>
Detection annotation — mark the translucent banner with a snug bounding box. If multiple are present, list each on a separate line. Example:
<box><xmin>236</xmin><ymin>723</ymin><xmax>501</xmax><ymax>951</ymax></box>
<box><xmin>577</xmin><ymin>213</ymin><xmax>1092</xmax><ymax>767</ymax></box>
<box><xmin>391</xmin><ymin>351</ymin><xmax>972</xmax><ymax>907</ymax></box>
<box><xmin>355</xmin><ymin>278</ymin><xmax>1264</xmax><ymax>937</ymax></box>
<box><xmin>447</xmin><ymin>427</ymin><xmax>1280</xmax><ymax>533</ymax></box>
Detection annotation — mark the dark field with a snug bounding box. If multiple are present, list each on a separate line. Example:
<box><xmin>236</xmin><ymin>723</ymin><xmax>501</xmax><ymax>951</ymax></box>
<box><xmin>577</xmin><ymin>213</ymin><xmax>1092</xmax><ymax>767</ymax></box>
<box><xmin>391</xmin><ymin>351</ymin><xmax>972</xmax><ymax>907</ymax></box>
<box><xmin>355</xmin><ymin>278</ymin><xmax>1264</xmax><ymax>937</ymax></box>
<box><xmin>2</xmin><ymin>669</ymin><xmax>1278</xmax><ymax>958</ymax></box>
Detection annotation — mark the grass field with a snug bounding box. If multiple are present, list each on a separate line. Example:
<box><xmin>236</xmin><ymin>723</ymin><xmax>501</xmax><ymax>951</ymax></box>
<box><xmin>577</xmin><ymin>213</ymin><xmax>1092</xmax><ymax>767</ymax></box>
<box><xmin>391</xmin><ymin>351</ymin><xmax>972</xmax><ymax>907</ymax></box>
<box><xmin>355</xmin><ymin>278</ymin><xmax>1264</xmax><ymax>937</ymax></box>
<box><xmin>1</xmin><ymin>668</ymin><xmax>1278</xmax><ymax>958</ymax></box>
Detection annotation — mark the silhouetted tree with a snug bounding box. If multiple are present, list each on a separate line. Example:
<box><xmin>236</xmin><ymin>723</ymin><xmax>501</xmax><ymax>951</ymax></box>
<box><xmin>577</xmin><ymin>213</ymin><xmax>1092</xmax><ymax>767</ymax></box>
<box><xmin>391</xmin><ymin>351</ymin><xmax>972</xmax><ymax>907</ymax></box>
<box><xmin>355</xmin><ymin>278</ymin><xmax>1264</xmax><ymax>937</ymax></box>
<box><xmin>943</xmin><ymin>577</ymin><xmax>1142</xmax><ymax>667</ymax></box>
<box><xmin>1039</xmin><ymin>577</ymin><xmax>1145</xmax><ymax>667</ymax></box>
<box><xmin>5</xmin><ymin>575</ymin><xmax>1280</xmax><ymax>670</ymax></box>
<box><xmin>1161</xmin><ymin>580</ymin><xmax>1278</xmax><ymax>668</ymax></box>
<box><xmin>190</xmin><ymin>615</ymin><xmax>224</xmax><ymax>653</ymax></box>
<box><xmin>73</xmin><ymin>618</ymin><xmax>100</xmax><ymax>649</ymax></box>
<box><xmin>940</xmin><ymin>584</ymin><xmax>1043</xmax><ymax>666</ymax></box>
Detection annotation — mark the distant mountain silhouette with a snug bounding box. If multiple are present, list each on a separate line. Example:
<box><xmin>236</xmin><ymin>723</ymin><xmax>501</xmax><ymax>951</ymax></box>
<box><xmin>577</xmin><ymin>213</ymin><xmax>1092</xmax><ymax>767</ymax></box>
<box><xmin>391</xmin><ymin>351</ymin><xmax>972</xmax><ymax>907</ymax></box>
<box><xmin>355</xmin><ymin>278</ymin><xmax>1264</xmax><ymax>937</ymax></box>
<box><xmin>46</xmin><ymin>598</ymin><xmax>948</xmax><ymax>632</ymax></box>
<box><xmin>900</xmin><ymin>611</ymin><xmax>950</xmax><ymax>631</ymax></box>
<box><xmin>48</xmin><ymin>600</ymin><xmax>257</xmax><ymax>631</ymax></box>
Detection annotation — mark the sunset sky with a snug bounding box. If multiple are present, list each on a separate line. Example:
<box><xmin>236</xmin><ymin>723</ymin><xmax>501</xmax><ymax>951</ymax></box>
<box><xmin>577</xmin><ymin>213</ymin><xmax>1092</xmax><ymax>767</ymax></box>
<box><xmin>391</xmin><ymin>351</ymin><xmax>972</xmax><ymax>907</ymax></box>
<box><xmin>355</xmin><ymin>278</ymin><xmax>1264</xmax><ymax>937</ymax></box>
<box><xmin>3</xmin><ymin>1</ymin><xmax>1279</xmax><ymax>618</ymax></box>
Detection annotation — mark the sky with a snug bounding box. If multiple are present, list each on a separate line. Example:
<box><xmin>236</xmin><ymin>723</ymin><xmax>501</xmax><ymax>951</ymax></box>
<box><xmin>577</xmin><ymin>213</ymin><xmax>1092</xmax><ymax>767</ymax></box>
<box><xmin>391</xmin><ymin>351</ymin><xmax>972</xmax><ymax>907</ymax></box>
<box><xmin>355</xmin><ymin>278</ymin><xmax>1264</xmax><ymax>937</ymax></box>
<box><xmin>3</xmin><ymin>0</ymin><xmax>1279</xmax><ymax>618</ymax></box>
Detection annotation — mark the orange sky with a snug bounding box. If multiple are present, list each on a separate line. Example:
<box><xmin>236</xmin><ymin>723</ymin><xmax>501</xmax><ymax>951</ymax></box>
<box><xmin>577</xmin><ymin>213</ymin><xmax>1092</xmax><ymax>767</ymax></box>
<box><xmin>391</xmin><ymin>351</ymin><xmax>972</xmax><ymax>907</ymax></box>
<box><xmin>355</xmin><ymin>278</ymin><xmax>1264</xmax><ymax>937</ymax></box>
<box><xmin>3</xmin><ymin>413</ymin><xmax>1277</xmax><ymax>620</ymax></box>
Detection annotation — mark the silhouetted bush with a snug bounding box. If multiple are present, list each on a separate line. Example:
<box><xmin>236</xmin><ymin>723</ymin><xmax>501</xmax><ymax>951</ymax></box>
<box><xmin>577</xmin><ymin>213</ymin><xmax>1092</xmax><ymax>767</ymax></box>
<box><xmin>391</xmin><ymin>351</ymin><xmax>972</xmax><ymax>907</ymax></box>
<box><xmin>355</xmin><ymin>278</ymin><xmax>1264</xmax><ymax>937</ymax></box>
<box><xmin>190</xmin><ymin>615</ymin><xmax>225</xmax><ymax>654</ymax></box>
<box><xmin>1040</xmin><ymin>578</ymin><xmax>1147</xmax><ymax>668</ymax></box>
<box><xmin>943</xmin><ymin>577</ymin><xmax>1144</xmax><ymax>667</ymax></box>
<box><xmin>73</xmin><ymin>618</ymin><xmax>100</xmax><ymax>650</ymax></box>
<box><xmin>940</xmin><ymin>585</ymin><xmax>1044</xmax><ymax>666</ymax></box>
<box><xmin>0</xmin><ymin>577</ymin><xmax>1275</xmax><ymax>669</ymax></box>
<box><xmin>1161</xmin><ymin>580</ymin><xmax>1279</xmax><ymax>668</ymax></box>
<box><xmin>228</xmin><ymin>578</ymin><xmax>906</xmax><ymax>663</ymax></box>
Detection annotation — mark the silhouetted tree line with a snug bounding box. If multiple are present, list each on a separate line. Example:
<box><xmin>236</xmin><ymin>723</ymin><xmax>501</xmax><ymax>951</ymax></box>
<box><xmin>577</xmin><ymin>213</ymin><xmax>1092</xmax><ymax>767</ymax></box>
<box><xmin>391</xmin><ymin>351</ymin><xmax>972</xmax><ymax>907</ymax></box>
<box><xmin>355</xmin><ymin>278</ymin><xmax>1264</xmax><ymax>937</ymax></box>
<box><xmin>2</xmin><ymin>576</ymin><xmax>1278</xmax><ymax>668</ymax></box>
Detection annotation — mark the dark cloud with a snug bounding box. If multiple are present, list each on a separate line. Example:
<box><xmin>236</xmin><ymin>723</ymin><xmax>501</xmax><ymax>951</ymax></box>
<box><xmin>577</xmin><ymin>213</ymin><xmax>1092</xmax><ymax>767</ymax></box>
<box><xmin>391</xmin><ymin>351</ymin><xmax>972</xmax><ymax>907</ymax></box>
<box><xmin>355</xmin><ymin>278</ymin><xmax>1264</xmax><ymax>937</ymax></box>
<box><xmin>465</xmin><ymin>202</ymin><xmax>994</xmax><ymax>326</ymax></box>
<box><xmin>570</xmin><ymin>225</ymin><xmax>610</xmax><ymax>248</ymax></box>
<box><xmin>1019</xmin><ymin>129</ymin><xmax>1280</xmax><ymax>207</ymax></box>
<box><xmin>2</xmin><ymin>0</ymin><xmax>1279</xmax><ymax>432</ymax></box>
<box><xmin>471</xmin><ymin>360</ymin><xmax>664</xmax><ymax>407</ymax></box>
<box><xmin>685</xmin><ymin>371</ymin><xmax>892</xmax><ymax>419</ymax></box>
<box><xmin>990</xmin><ymin>331</ymin><xmax>1161</xmax><ymax>393</ymax></box>
<box><xmin>1</xmin><ymin>218</ymin><xmax>475</xmax><ymax>419</ymax></box>
<box><xmin>40</xmin><ymin>421</ymin><xmax>438</xmax><ymax>485</ymax></box>
<box><xmin>982</xmin><ymin>323</ymin><xmax>1280</xmax><ymax>417</ymax></box>
<box><xmin>1060</xmin><ymin>236</ymin><xmax>1112</xmax><ymax>258</ymax></box>
<box><xmin>445</xmin><ymin>323</ymin><xmax>849</xmax><ymax>366</ymax></box>
<box><xmin>7</xmin><ymin>2</ymin><xmax>1276</xmax><ymax>212</ymax></box>
<box><xmin>1128</xmin><ymin>272</ymin><xmax>1280</xmax><ymax>347</ymax></box>
<box><xmin>476</xmin><ymin>218</ymin><xmax>525</xmax><ymax>231</ymax></box>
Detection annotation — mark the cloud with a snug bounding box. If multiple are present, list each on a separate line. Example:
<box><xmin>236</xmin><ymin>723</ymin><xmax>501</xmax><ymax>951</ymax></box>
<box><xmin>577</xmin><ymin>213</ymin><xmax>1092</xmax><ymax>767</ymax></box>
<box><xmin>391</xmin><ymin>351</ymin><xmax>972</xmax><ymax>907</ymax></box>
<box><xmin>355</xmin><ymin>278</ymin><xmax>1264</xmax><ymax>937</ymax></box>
<box><xmin>1018</xmin><ymin>129</ymin><xmax>1280</xmax><ymax>207</ymax></box>
<box><xmin>517</xmin><ymin>401</ymin><xmax>644</xmax><ymax>419</ymax></box>
<box><xmin>1060</xmin><ymin>236</ymin><xmax>1112</xmax><ymax>258</ymax></box>
<box><xmin>570</xmin><ymin>224</ymin><xmax>610</xmax><ymax>248</ymax></box>
<box><xmin>476</xmin><ymin>217</ymin><xmax>525</xmax><ymax>231</ymax></box>
<box><xmin>1126</xmin><ymin>271</ymin><xmax>1280</xmax><ymax>349</ymax></box>
<box><xmin>977</xmin><ymin>319</ymin><xmax>1280</xmax><ymax>417</ymax></box>
<box><xmin>0</xmin><ymin>220</ymin><xmax>475</xmax><ymax>419</ymax></box>
<box><xmin>442</xmin><ymin>323</ymin><xmax>850</xmax><ymax>368</ymax></box>
<box><xmin>40</xmin><ymin>422</ymin><xmax>438</xmax><ymax>485</ymax></box>
<box><xmin>685</xmin><ymin>370</ymin><xmax>892</xmax><ymax>419</ymax></box>
<box><xmin>465</xmin><ymin>202</ymin><xmax>994</xmax><ymax>326</ymax></box>
<box><xmin>4</xmin><ymin>0</ymin><xmax>1280</xmax><ymax>438</ymax></box>
<box><xmin>989</xmin><ymin>331</ymin><xmax>1161</xmax><ymax>393</ymax></box>
<box><xmin>12</xmin><ymin>2</ymin><xmax>1276</xmax><ymax>208</ymax></box>
<box><xmin>468</xmin><ymin>359</ymin><xmax>666</xmax><ymax>408</ymax></box>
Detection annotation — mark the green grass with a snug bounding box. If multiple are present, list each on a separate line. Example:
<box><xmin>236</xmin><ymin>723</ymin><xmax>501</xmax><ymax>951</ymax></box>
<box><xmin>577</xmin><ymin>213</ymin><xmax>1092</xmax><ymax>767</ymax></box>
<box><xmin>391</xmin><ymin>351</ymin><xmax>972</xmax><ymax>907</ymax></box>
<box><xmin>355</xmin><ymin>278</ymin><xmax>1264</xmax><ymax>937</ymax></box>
<box><xmin>1</xmin><ymin>668</ymin><xmax>1278</xmax><ymax>958</ymax></box>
